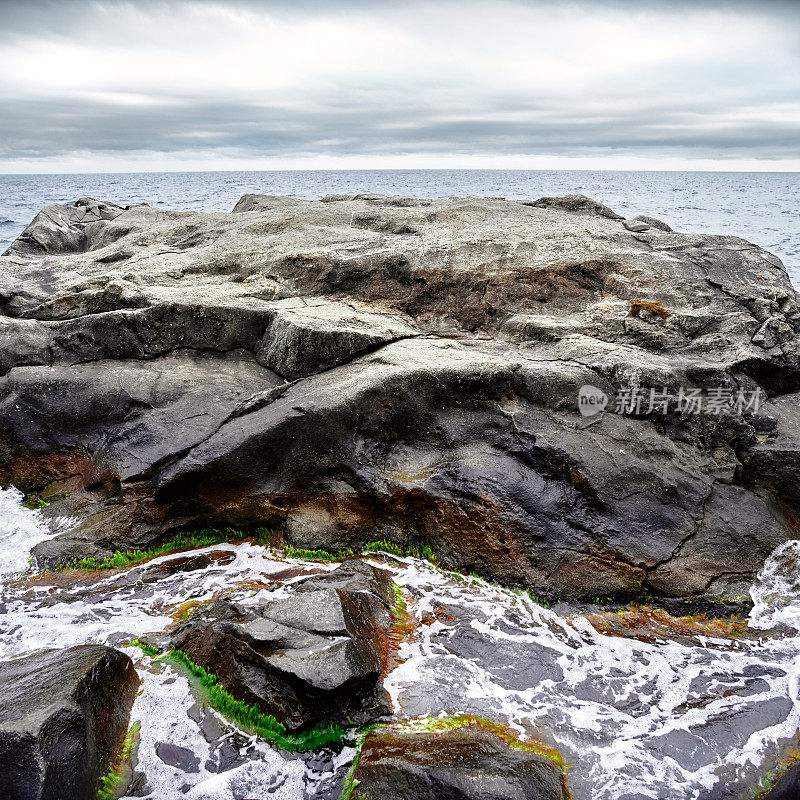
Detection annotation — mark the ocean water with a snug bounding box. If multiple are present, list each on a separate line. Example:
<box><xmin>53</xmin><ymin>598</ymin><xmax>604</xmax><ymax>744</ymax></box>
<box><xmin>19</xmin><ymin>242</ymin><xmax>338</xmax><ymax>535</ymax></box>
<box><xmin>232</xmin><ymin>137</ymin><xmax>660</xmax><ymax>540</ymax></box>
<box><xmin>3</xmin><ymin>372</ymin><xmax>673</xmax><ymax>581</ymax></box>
<box><xmin>0</xmin><ymin>169</ymin><xmax>798</xmax><ymax>286</ymax></box>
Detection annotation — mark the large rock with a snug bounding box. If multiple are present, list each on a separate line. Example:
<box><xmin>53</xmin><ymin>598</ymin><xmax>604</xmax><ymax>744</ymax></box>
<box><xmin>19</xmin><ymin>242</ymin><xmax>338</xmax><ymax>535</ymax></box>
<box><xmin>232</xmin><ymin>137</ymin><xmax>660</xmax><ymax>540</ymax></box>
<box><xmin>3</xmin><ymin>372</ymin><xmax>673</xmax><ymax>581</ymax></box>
<box><xmin>170</xmin><ymin>561</ymin><xmax>394</xmax><ymax>729</ymax></box>
<box><xmin>350</xmin><ymin>722</ymin><xmax>568</xmax><ymax>800</ymax></box>
<box><xmin>3</xmin><ymin>198</ymin><xmax>127</xmax><ymax>257</ymax></box>
<box><xmin>1</xmin><ymin>194</ymin><xmax>799</xmax><ymax>599</ymax></box>
<box><xmin>0</xmin><ymin>645</ymin><xmax>139</xmax><ymax>800</ymax></box>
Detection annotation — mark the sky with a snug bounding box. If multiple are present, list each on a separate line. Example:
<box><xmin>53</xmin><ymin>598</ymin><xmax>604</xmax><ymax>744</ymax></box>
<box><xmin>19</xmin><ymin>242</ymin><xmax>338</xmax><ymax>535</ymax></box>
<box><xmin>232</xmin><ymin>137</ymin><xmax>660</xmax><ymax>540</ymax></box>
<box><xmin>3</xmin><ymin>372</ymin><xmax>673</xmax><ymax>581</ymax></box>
<box><xmin>1</xmin><ymin>0</ymin><xmax>799</xmax><ymax>173</ymax></box>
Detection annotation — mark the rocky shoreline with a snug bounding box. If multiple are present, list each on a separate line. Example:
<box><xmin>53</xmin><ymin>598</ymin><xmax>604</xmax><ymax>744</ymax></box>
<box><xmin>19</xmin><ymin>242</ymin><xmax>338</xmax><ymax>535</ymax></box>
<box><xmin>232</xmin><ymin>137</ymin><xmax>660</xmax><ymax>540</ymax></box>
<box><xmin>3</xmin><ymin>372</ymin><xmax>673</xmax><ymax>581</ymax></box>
<box><xmin>1</xmin><ymin>193</ymin><xmax>800</xmax><ymax>799</ymax></box>
<box><xmin>2</xmin><ymin>193</ymin><xmax>799</xmax><ymax>601</ymax></box>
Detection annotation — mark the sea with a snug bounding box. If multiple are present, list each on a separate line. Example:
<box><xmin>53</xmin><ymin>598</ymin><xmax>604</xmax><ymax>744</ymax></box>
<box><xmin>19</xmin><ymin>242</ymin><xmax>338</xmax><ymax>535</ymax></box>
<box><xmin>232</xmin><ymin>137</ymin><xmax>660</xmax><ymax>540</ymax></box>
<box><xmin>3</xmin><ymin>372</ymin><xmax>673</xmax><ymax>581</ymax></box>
<box><xmin>0</xmin><ymin>169</ymin><xmax>798</xmax><ymax>285</ymax></box>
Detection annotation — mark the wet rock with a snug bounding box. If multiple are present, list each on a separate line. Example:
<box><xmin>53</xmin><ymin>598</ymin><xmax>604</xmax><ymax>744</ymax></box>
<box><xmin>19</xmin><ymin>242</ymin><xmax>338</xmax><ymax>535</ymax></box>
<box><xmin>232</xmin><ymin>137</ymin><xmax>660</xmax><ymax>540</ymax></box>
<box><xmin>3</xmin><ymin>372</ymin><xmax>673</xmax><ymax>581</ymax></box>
<box><xmin>2</xmin><ymin>193</ymin><xmax>799</xmax><ymax>600</ymax></box>
<box><xmin>295</xmin><ymin>559</ymin><xmax>395</xmax><ymax>606</ymax></box>
<box><xmin>350</xmin><ymin>723</ymin><xmax>568</xmax><ymax>800</ymax></box>
<box><xmin>759</xmin><ymin>761</ymin><xmax>800</xmax><ymax>800</ymax></box>
<box><xmin>170</xmin><ymin>562</ymin><xmax>393</xmax><ymax>729</ymax></box>
<box><xmin>442</xmin><ymin>623</ymin><xmax>564</xmax><ymax>688</ymax></box>
<box><xmin>140</xmin><ymin>549</ymin><xmax>237</xmax><ymax>577</ymax></box>
<box><xmin>740</xmin><ymin>391</ymin><xmax>800</xmax><ymax>514</ymax></box>
<box><xmin>0</xmin><ymin>645</ymin><xmax>139</xmax><ymax>800</ymax></box>
<box><xmin>155</xmin><ymin>742</ymin><xmax>200</xmax><ymax>773</ymax></box>
<box><xmin>125</xmin><ymin>770</ymin><xmax>150</xmax><ymax>797</ymax></box>
<box><xmin>31</xmin><ymin>537</ymin><xmax>115</xmax><ymax>571</ymax></box>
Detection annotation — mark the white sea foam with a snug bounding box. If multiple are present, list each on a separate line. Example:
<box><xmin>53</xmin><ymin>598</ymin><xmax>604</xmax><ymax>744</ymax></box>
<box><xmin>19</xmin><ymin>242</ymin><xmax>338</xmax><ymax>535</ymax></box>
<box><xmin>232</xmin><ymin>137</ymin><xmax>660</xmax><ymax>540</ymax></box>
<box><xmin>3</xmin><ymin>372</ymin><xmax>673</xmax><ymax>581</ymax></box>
<box><xmin>385</xmin><ymin>556</ymin><xmax>800</xmax><ymax>800</ymax></box>
<box><xmin>119</xmin><ymin>650</ymin><xmax>312</xmax><ymax>800</ymax></box>
<box><xmin>750</xmin><ymin>539</ymin><xmax>800</xmax><ymax>632</ymax></box>
<box><xmin>0</xmin><ymin>486</ymin><xmax>57</xmax><ymax>577</ymax></box>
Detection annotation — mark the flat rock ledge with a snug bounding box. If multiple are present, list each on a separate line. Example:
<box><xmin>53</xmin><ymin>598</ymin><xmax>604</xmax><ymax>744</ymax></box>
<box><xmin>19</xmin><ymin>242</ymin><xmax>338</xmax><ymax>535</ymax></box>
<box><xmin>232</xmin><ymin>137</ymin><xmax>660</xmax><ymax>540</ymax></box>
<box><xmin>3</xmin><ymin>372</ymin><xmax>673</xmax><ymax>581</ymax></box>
<box><xmin>1</xmin><ymin>193</ymin><xmax>799</xmax><ymax>600</ymax></box>
<box><xmin>0</xmin><ymin>645</ymin><xmax>139</xmax><ymax>800</ymax></box>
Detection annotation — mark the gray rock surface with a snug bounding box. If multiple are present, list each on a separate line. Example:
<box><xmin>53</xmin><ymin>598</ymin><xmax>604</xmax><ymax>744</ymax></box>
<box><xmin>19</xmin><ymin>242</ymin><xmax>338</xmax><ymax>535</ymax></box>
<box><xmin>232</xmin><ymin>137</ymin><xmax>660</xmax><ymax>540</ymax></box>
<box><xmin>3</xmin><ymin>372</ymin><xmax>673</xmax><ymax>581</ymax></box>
<box><xmin>1</xmin><ymin>193</ymin><xmax>799</xmax><ymax>599</ymax></box>
<box><xmin>4</xmin><ymin>198</ymin><xmax>127</xmax><ymax>257</ymax></box>
<box><xmin>0</xmin><ymin>645</ymin><xmax>139</xmax><ymax>800</ymax></box>
<box><xmin>350</xmin><ymin>723</ymin><xmax>567</xmax><ymax>800</ymax></box>
<box><xmin>526</xmin><ymin>193</ymin><xmax>625</xmax><ymax>219</ymax></box>
<box><xmin>634</xmin><ymin>214</ymin><xmax>673</xmax><ymax>233</ymax></box>
<box><xmin>170</xmin><ymin>561</ymin><xmax>394</xmax><ymax>729</ymax></box>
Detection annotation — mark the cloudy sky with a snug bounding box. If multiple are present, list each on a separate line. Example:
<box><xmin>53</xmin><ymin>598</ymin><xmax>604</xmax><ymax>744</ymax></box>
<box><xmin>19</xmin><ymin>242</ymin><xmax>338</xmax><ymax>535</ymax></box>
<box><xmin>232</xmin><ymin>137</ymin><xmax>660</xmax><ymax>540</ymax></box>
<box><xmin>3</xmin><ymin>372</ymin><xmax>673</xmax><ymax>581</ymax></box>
<box><xmin>1</xmin><ymin>0</ymin><xmax>799</xmax><ymax>172</ymax></box>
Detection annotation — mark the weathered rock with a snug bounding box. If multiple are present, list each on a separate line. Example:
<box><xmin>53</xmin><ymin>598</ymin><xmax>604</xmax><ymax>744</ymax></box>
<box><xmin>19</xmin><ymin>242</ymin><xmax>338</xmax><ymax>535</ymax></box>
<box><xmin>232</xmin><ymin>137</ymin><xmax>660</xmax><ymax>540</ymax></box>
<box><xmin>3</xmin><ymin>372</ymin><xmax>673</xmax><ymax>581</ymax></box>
<box><xmin>350</xmin><ymin>210</ymin><xmax>419</xmax><ymax>235</ymax></box>
<box><xmin>739</xmin><ymin>391</ymin><xmax>800</xmax><ymax>513</ymax></box>
<box><xmin>350</xmin><ymin>723</ymin><xmax>568</xmax><ymax>800</ymax></box>
<box><xmin>170</xmin><ymin>561</ymin><xmax>393</xmax><ymax>729</ymax></box>
<box><xmin>254</xmin><ymin>298</ymin><xmax>417</xmax><ymax>379</ymax></box>
<box><xmin>634</xmin><ymin>214</ymin><xmax>673</xmax><ymax>233</ymax></box>
<box><xmin>527</xmin><ymin>193</ymin><xmax>625</xmax><ymax>219</ymax></box>
<box><xmin>623</xmin><ymin>219</ymin><xmax>651</xmax><ymax>233</ymax></box>
<box><xmin>1</xmin><ymin>194</ymin><xmax>798</xmax><ymax>599</ymax></box>
<box><xmin>0</xmin><ymin>645</ymin><xmax>139</xmax><ymax>800</ymax></box>
<box><xmin>4</xmin><ymin>198</ymin><xmax>127</xmax><ymax>257</ymax></box>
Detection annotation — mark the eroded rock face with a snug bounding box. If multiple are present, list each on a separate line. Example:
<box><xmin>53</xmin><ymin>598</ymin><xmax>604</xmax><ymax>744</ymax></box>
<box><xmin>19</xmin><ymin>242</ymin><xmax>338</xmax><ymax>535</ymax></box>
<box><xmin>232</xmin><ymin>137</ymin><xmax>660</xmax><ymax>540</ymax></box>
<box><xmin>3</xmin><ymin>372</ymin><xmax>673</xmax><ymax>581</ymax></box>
<box><xmin>0</xmin><ymin>645</ymin><xmax>139</xmax><ymax>800</ymax></box>
<box><xmin>1</xmin><ymin>193</ymin><xmax>799</xmax><ymax>599</ymax></box>
<box><xmin>350</xmin><ymin>723</ymin><xmax>567</xmax><ymax>800</ymax></box>
<box><xmin>170</xmin><ymin>561</ymin><xmax>394</xmax><ymax>729</ymax></box>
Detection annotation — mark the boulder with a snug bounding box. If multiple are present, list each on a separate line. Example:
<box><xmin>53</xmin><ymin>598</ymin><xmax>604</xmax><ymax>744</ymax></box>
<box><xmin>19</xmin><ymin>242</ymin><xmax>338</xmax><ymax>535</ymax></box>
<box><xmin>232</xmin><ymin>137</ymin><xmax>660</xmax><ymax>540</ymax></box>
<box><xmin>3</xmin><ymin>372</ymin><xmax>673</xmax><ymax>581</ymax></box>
<box><xmin>350</xmin><ymin>722</ymin><xmax>568</xmax><ymax>800</ymax></box>
<box><xmin>2</xmin><ymin>194</ymin><xmax>799</xmax><ymax>600</ymax></box>
<box><xmin>170</xmin><ymin>561</ymin><xmax>394</xmax><ymax>729</ymax></box>
<box><xmin>0</xmin><ymin>645</ymin><xmax>139</xmax><ymax>800</ymax></box>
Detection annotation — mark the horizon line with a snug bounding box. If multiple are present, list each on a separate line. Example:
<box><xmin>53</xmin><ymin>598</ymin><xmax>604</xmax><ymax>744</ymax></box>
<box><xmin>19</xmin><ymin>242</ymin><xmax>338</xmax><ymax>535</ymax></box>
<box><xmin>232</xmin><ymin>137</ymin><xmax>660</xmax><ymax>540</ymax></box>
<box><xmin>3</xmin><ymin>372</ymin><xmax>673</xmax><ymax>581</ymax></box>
<box><xmin>2</xmin><ymin>166</ymin><xmax>800</xmax><ymax>176</ymax></box>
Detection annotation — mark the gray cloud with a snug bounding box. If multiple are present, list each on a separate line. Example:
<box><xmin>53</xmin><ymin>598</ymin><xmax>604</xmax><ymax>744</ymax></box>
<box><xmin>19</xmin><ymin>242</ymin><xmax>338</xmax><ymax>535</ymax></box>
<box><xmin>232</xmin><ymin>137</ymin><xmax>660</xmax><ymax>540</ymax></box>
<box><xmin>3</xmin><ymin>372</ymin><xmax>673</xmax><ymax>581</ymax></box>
<box><xmin>2</xmin><ymin>96</ymin><xmax>798</xmax><ymax>159</ymax></box>
<box><xmin>0</xmin><ymin>0</ymin><xmax>798</xmax><ymax>169</ymax></box>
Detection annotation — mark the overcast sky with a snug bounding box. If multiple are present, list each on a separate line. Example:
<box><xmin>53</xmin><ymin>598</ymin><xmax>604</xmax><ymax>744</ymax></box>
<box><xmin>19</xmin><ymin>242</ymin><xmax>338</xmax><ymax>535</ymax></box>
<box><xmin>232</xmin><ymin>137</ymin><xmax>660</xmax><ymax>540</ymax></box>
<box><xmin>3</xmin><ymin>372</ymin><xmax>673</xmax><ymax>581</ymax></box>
<box><xmin>1</xmin><ymin>0</ymin><xmax>799</xmax><ymax>172</ymax></box>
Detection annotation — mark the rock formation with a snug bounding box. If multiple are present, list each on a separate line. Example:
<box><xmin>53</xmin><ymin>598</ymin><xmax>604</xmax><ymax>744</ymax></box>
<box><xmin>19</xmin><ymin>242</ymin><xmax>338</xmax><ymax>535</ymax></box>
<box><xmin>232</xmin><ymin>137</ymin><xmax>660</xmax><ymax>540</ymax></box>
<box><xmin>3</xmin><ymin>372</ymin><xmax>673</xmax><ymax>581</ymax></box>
<box><xmin>171</xmin><ymin>561</ymin><xmax>395</xmax><ymax>729</ymax></box>
<box><xmin>0</xmin><ymin>645</ymin><xmax>139</xmax><ymax>800</ymax></box>
<box><xmin>1</xmin><ymin>193</ymin><xmax>798</xmax><ymax>600</ymax></box>
<box><xmin>349</xmin><ymin>721</ymin><xmax>568</xmax><ymax>800</ymax></box>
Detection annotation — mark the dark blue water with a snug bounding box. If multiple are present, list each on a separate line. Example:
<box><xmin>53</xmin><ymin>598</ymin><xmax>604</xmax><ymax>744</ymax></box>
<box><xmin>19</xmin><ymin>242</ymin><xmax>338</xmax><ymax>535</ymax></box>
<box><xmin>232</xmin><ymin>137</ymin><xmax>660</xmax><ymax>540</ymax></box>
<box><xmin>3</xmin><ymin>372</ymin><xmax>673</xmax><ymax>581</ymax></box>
<box><xmin>1</xmin><ymin>170</ymin><xmax>798</xmax><ymax>285</ymax></box>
